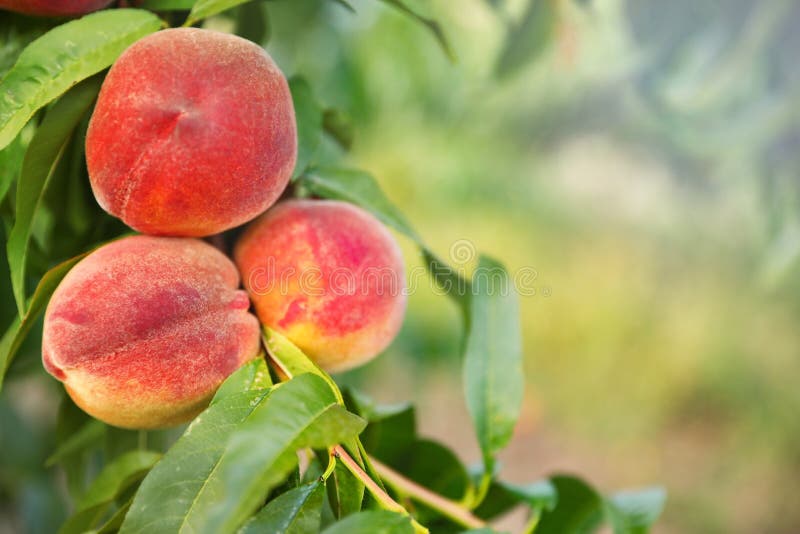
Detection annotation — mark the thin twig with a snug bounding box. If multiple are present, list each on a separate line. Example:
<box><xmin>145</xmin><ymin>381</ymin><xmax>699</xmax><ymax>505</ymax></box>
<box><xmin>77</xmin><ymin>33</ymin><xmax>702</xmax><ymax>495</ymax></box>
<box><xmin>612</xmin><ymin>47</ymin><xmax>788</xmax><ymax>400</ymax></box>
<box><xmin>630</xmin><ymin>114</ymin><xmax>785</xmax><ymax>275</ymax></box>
<box><xmin>369</xmin><ymin>456</ymin><xmax>487</xmax><ymax>530</ymax></box>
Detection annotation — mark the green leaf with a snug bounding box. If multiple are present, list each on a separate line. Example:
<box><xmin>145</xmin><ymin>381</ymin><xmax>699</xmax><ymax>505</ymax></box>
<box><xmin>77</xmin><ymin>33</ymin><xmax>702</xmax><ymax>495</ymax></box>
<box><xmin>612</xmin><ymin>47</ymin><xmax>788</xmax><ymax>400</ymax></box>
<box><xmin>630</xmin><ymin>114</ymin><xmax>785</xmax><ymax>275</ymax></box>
<box><xmin>59</xmin><ymin>451</ymin><xmax>161</xmax><ymax>534</ymax></box>
<box><xmin>0</xmin><ymin>9</ymin><xmax>163</xmax><ymax>150</ymax></box>
<box><xmin>7</xmin><ymin>75</ymin><xmax>102</xmax><ymax>317</ymax></box>
<box><xmin>235</xmin><ymin>1</ymin><xmax>270</xmax><ymax>45</ymax></box>
<box><xmin>536</xmin><ymin>475</ymin><xmax>604</xmax><ymax>534</ymax></box>
<box><xmin>240</xmin><ymin>481</ymin><xmax>325</xmax><ymax>534</ymax></box>
<box><xmin>46</xmin><ymin>419</ymin><xmax>105</xmax><ymax>466</ymax></box>
<box><xmin>76</xmin><ymin>450</ymin><xmax>161</xmax><ymax>511</ymax></box>
<box><xmin>0</xmin><ymin>251</ymin><xmax>89</xmax><ymax>391</ymax></box>
<box><xmin>321</xmin><ymin>510</ymin><xmax>414</xmax><ymax>534</ymax></box>
<box><xmin>376</xmin><ymin>0</ymin><xmax>455</xmax><ymax>62</ymax></box>
<box><xmin>263</xmin><ymin>327</ymin><xmax>343</xmax><ymax>404</ymax></box>
<box><xmin>606</xmin><ymin>487</ymin><xmax>666</xmax><ymax>534</ymax></box>
<box><xmin>140</xmin><ymin>0</ymin><xmax>196</xmax><ymax>9</ymax></box>
<box><xmin>463</xmin><ymin>255</ymin><xmax>523</xmax><ymax>471</ymax></box>
<box><xmin>290</xmin><ymin>77</ymin><xmax>324</xmax><ymax>180</ymax></box>
<box><xmin>184</xmin><ymin>0</ymin><xmax>250</xmax><ymax>26</ymax></box>
<box><xmin>328</xmin><ymin>460</ymin><xmax>365</xmax><ymax>519</ymax></box>
<box><xmin>0</xmin><ymin>127</ymin><xmax>28</xmax><ymax>205</ymax></box>
<box><xmin>212</xmin><ymin>355</ymin><xmax>271</xmax><ymax>403</ymax></box>
<box><xmin>121</xmin><ymin>374</ymin><xmax>365</xmax><ymax>533</ymax></box>
<box><xmin>92</xmin><ymin>498</ymin><xmax>134</xmax><ymax>534</ymax></box>
<box><xmin>495</xmin><ymin>0</ymin><xmax>556</xmax><ymax>78</ymax></box>
<box><xmin>322</xmin><ymin>108</ymin><xmax>354</xmax><ymax>151</ymax></box>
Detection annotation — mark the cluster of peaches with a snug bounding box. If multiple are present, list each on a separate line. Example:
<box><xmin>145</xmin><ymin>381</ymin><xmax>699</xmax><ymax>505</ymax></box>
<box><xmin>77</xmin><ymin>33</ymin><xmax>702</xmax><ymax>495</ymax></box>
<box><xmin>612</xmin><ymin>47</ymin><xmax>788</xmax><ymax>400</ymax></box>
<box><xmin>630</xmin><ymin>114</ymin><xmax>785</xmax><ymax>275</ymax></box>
<box><xmin>39</xmin><ymin>28</ymin><xmax>407</xmax><ymax>429</ymax></box>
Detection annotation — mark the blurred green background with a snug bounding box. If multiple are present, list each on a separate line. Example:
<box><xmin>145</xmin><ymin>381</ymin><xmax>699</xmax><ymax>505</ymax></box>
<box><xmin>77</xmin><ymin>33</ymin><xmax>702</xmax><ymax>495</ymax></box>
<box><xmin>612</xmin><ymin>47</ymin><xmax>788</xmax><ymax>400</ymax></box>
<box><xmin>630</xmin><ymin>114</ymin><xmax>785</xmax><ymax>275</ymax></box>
<box><xmin>3</xmin><ymin>0</ymin><xmax>800</xmax><ymax>532</ymax></box>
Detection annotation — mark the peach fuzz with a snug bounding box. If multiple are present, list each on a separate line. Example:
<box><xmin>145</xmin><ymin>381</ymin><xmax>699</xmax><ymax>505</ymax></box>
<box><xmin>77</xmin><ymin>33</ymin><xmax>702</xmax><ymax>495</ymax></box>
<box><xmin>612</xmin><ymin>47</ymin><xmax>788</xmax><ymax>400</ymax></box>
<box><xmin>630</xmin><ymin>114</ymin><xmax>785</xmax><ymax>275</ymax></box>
<box><xmin>85</xmin><ymin>28</ymin><xmax>296</xmax><ymax>237</ymax></box>
<box><xmin>0</xmin><ymin>0</ymin><xmax>112</xmax><ymax>16</ymax></box>
<box><xmin>42</xmin><ymin>235</ymin><xmax>261</xmax><ymax>429</ymax></box>
<box><xmin>235</xmin><ymin>199</ymin><xmax>407</xmax><ymax>372</ymax></box>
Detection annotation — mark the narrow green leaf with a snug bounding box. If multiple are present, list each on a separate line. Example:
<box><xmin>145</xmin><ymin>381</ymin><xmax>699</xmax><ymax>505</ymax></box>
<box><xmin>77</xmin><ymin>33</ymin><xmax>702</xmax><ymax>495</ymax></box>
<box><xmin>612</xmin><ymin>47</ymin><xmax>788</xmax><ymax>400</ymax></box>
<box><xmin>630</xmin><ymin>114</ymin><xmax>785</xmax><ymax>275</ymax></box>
<box><xmin>320</xmin><ymin>510</ymin><xmax>414</xmax><ymax>534</ymax></box>
<box><xmin>212</xmin><ymin>355</ymin><xmax>271</xmax><ymax>404</ymax></box>
<box><xmin>239</xmin><ymin>482</ymin><xmax>325</xmax><ymax>534</ymax></box>
<box><xmin>120</xmin><ymin>389</ymin><xmax>272</xmax><ymax>534</ymax></box>
<box><xmin>536</xmin><ymin>475</ymin><xmax>604</xmax><ymax>534</ymax></box>
<box><xmin>0</xmin><ymin>251</ymin><xmax>89</xmax><ymax>391</ymax></box>
<box><xmin>0</xmin><ymin>127</ymin><xmax>28</xmax><ymax>205</ymax></box>
<box><xmin>495</xmin><ymin>0</ymin><xmax>556</xmax><ymax>78</ymax></box>
<box><xmin>376</xmin><ymin>0</ymin><xmax>455</xmax><ymax>62</ymax></box>
<box><xmin>328</xmin><ymin>460</ymin><xmax>365</xmax><ymax>518</ymax></box>
<box><xmin>185</xmin><ymin>0</ymin><xmax>250</xmax><ymax>26</ymax></box>
<box><xmin>0</xmin><ymin>9</ymin><xmax>163</xmax><ymax>150</ymax></box>
<box><xmin>122</xmin><ymin>375</ymin><xmax>364</xmax><ymax>534</ymax></box>
<box><xmin>140</xmin><ymin>0</ymin><xmax>196</xmax><ymax>9</ymax></box>
<box><xmin>290</xmin><ymin>77</ymin><xmax>324</xmax><ymax>180</ymax></box>
<box><xmin>322</xmin><ymin>108</ymin><xmax>354</xmax><ymax>150</ymax></box>
<box><xmin>59</xmin><ymin>451</ymin><xmax>160</xmax><ymax>534</ymax></box>
<box><xmin>46</xmin><ymin>420</ymin><xmax>105</xmax><ymax>466</ymax></box>
<box><xmin>7</xmin><ymin>75</ymin><xmax>102</xmax><ymax>317</ymax></box>
<box><xmin>182</xmin><ymin>374</ymin><xmax>365</xmax><ymax>532</ymax></box>
<box><xmin>92</xmin><ymin>498</ymin><xmax>133</xmax><ymax>534</ymax></box>
<box><xmin>263</xmin><ymin>327</ymin><xmax>343</xmax><ymax>404</ymax></box>
<box><xmin>76</xmin><ymin>450</ymin><xmax>161</xmax><ymax>511</ymax></box>
<box><xmin>463</xmin><ymin>256</ymin><xmax>523</xmax><ymax>470</ymax></box>
<box><xmin>606</xmin><ymin>487</ymin><xmax>666</xmax><ymax>534</ymax></box>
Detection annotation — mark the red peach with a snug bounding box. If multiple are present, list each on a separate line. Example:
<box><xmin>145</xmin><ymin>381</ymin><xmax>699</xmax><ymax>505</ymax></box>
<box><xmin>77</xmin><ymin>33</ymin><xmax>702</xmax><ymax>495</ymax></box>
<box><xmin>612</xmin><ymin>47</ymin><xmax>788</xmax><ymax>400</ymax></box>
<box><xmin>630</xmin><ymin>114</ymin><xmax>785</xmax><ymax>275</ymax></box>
<box><xmin>0</xmin><ymin>0</ymin><xmax>112</xmax><ymax>16</ymax></box>
<box><xmin>85</xmin><ymin>28</ymin><xmax>296</xmax><ymax>237</ymax></box>
<box><xmin>234</xmin><ymin>199</ymin><xmax>407</xmax><ymax>372</ymax></box>
<box><xmin>42</xmin><ymin>235</ymin><xmax>261</xmax><ymax>429</ymax></box>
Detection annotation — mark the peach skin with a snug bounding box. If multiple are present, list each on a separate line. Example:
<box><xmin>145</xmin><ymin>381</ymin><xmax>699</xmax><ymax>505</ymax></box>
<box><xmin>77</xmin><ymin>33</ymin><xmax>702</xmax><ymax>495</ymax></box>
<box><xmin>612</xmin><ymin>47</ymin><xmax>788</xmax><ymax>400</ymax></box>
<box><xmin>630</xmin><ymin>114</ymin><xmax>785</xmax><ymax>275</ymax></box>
<box><xmin>0</xmin><ymin>0</ymin><xmax>112</xmax><ymax>16</ymax></box>
<box><xmin>235</xmin><ymin>199</ymin><xmax>407</xmax><ymax>372</ymax></box>
<box><xmin>85</xmin><ymin>28</ymin><xmax>296</xmax><ymax>237</ymax></box>
<box><xmin>42</xmin><ymin>235</ymin><xmax>261</xmax><ymax>429</ymax></box>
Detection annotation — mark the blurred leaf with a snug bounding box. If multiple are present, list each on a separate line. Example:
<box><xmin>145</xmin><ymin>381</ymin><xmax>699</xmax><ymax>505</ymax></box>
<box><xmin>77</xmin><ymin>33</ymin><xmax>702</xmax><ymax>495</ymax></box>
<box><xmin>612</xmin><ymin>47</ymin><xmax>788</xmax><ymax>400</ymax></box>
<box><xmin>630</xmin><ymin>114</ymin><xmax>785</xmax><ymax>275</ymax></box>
<box><xmin>320</xmin><ymin>510</ymin><xmax>414</xmax><ymax>534</ymax></box>
<box><xmin>7</xmin><ymin>75</ymin><xmax>102</xmax><ymax>317</ymax></box>
<box><xmin>0</xmin><ymin>9</ymin><xmax>163</xmax><ymax>150</ymax></box>
<box><xmin>76</xmin><ymin>450</ymin><xmax>161</xmax><ymax>511</ymax></box>
<box><xmin>348</xmin><ymin>391</ymin><xmax>416</xmax><ymax>465</ymax></box>
<box><xmin>376</xmin><ymin>0</ymin><xmax>455</xmax><ymax>62</ymax></box>
<box><xmin>463</xmin><ymin>256</ymin><xmax>523</xmax><ymax>472</ymax></box>
<box><xmin>212</xmin><ymin>355</ymin><xmax>271</xmax><ymax>403</ymax></box>
<box><xmin>290</xmin><ymin>77</ymin><xmax>324</xmax><ymax>180</ymax></box>
<box><xmin>495</xmin><ymin>0</ymin><xmax>556</xmax><ymax>78</ymax></box>
<box><xmin>328</xmin><ymin>460</ymin><xmax>365</xmax><ymax>518</ymax></box>
<box><xmin>59</xmin><ymin>451</ymin><xmax>161</xmax><ymax>534</ymax></box>
<box><xmin>330</xmin><ymin>0</ymin><xmax>356</xmax><ymax>13</ymax></box>
<box><xmin>606</xmin><ymin>487</ymin><xmax>666</xmax><ymax>534</ymax></box>
<box><xmin>121</xmin><ymin>374</ymin><xmax>365</xmax><ymax>533</ymax></box>
<box><xmin>185</xmin><ymin>0</ymin><xmax>252</xmax><ymax>26</ymax></box>
<box><xmin>55</xmin><ymin>394</ymin><xmax>94</xmax><ymax>500</ymax></box>
<box><xmin>93</xmin><ymin>498</ymin><xmax>133</xmax><ymax>534</ymax></box>
<box><xmin>0</xmin><ymin>14</ymin><xmax>52</xmax><ymax>77</ymax></box>
<box><xmin>263</xmin><ymin>327</ymin><xmax>343</xmax><ymax>403</ymax></box>
<box><xmin>240</xmin><ymin>481</ymin><xmax>325</xmax><ymax>534</ymax></box>
<box><xmin>140</xmin><ymin>0</ymin><xmax>196</xmax><ymax>9</ymax></box>
<box><xmin>46</xmin><ymin>420</ymin><xmax>105</xmax><ymax>466</ymax></box>
<box><xmin>0</xmin><ymin>250</ymin><xmax>88</xmax><ymax>391</ymax></box>
<box><xmin>395</xmin><ymin>439</ymin><xmax>469</xmax><ymax>502</ymax></box>
<box><xmin>235</xmin><ymin>1</ymin><xmax>270</xmax><ymax>45</ymax></box>
<box><xmin>323</xmin><ymin>108</ymin><xmax>355</xmax><ymax>150</ymax></box>
<box><xmin>0</xmin><ymin>128</ymin><xmax>28</xmax><ymax>205</ymax></box>
<box><xmin>536</xmin><ymin>475</ymin><xmax>604</xmax><ymax>534</ymax></box>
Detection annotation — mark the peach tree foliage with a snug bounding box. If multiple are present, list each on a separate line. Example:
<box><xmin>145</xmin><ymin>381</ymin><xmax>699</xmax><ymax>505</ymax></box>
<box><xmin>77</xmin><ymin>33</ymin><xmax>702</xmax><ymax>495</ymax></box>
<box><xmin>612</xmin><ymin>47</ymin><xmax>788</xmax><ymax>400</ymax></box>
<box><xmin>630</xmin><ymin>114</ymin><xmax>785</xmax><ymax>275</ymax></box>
<box><xmin>0</xmin><ymin>2</ymin><xmax>664</xmax><ymax>533</ymax></box>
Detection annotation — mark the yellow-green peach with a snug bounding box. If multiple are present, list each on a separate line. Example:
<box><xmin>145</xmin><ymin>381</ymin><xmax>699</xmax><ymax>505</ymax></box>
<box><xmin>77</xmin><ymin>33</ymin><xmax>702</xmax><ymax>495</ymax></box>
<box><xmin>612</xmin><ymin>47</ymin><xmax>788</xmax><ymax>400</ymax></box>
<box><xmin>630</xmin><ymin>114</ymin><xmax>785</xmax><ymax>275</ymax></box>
<box><xmin>235</xmin><ymin>199</ymin><xmax>406</xmax><ymax>372</ymax></box>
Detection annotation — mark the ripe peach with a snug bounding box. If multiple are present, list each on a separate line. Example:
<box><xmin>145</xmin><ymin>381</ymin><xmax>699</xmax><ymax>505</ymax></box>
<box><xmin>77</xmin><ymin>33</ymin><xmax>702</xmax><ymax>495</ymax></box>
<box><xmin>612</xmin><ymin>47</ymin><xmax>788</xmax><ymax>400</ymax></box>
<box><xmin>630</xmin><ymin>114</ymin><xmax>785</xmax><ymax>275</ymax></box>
<box><xmin>235</xmin><ymin>199</ymin><xmax>406</xmax><ymax>372</ymax></box>
<box><xmin>85</xmin><ymin>28</ymin><xmax>296</xmax><ymax>237</ymax></box>
<box><xmin>42</xmin><ymin>235</ymin><xmax>261</xmax><ymax>429</ymax></box>
<box><xmin>0</xmin><ymin>0</ymin><xmax>112</xmax><ymax>16</ymax></box>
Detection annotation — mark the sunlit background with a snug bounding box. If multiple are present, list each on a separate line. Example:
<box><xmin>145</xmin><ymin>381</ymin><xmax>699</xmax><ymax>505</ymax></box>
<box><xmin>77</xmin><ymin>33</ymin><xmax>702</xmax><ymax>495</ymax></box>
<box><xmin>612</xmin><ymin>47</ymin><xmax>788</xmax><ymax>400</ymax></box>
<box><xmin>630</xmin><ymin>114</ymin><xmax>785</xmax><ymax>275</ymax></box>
<box><xmin>3</xmin><ymin>0</ymin><xmax>800</xmax><ymax>532</ymax></box>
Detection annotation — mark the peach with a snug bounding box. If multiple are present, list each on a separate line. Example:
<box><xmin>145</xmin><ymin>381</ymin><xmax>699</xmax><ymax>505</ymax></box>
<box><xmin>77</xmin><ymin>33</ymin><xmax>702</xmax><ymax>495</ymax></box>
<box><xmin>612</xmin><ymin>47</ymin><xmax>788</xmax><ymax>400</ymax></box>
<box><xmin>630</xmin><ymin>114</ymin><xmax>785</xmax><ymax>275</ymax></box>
<box><xmin>235</xmin><ymin>199</ymin><xmax>406</xmax><ymax>372</ymax></box>
<box><xmin>85</xmin><ymin>28</ymin><xmax>296</xmax><ymax>237</ymax></box>
<box><xmin>0</xmin><ymin>0</ymin><xmax>112</xmax><ymax>16</ymax></box>
<box><xmin>42</xmin><ymin>235</ymin><xmax>261</xmax><ymax>429</ymax></box>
